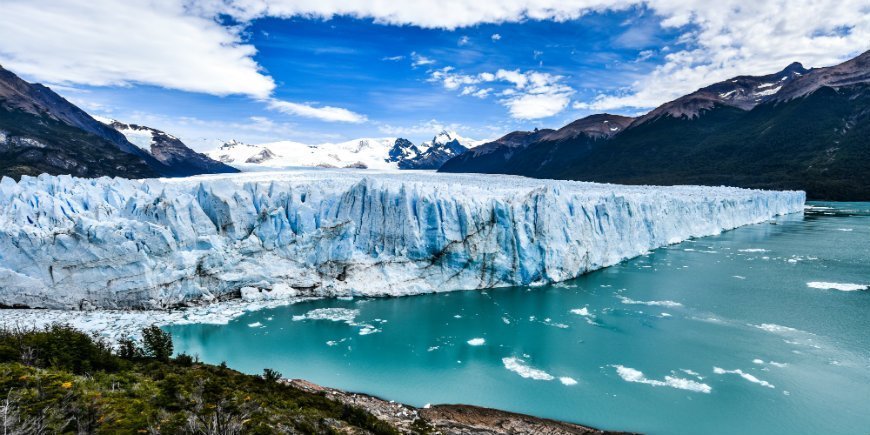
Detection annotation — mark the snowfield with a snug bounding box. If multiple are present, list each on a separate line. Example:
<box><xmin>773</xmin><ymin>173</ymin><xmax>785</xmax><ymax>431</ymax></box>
<box><xmin>0</xmin><ymin>169</ymin><xmax>804</xmax><ymax>309</ymax></box>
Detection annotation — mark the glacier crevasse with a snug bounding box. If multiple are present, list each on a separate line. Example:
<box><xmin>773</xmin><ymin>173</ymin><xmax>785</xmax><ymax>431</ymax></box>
<box><xmin>0</xmin><ymin>170</ymin><xmax>805</xmax><ymax>309</ymax></box>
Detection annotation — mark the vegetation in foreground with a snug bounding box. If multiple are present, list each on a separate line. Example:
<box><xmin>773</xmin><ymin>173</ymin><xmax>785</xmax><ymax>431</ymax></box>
<box><xmin>0</xmin><ymin>324</ymin><xmax>399</xmax><ymax>434</ymax></box>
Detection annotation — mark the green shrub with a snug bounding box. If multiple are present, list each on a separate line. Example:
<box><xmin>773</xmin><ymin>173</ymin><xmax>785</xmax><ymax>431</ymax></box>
<box><xmin>262</xmin><ymin>368</ymin><xmax>282</xmax><ymax>382</ymax></box>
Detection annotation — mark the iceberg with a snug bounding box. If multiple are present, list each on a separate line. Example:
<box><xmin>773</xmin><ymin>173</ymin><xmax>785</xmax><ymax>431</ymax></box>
<box><xmin>0</xmin><ymin>169</ymin><xmax>804</xmax><ymax>309</ymax></box>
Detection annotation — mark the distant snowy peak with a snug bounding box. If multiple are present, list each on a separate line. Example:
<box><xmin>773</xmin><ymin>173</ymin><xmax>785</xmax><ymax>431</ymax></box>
<box><xmin>422</xmin><ymin>130</ymin><xmax>487</xmax><ymax>149</ymax></box>
<box><xmin>206</xmin><ymin>133</ymin><xmax>484</xmax><ymax>171</ymax></box>
<box><xmin>208</xmin><ymin>139</ymin><xmax>276</xmax><ymax>165</ymax></box>
<box><xmin>208</xmin><ymin>137</ymin><xmax>402</xmax><ymax>170</ymax></box>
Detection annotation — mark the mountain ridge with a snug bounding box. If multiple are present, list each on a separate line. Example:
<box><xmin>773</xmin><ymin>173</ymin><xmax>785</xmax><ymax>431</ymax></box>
<box><xmin>0</xmin><ymin>65</ymin><xmax>238</xmax><ymax>179</ymax></box>
<box><xmin>440</xmin><ymin>50</ymin><xmax>870</xmax><ymax>200</ymax></box>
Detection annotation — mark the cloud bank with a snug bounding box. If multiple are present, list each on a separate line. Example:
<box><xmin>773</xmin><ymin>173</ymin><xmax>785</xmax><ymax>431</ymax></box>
<box><xmin>2</xmin><ymin>0</ymin><xmax>867</xmax><ymax>118</ymax></box>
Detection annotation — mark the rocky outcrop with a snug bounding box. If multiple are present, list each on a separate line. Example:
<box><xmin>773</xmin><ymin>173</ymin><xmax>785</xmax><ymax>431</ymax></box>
<box><xmin>287</xmin><ymin>379</ymin><xmax>633</xmax><ymax>435</ymax></box>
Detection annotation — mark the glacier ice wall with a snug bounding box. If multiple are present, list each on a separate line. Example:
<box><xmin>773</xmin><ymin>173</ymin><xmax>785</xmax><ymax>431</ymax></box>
<box><xmin>0</xmin><ymin>170</ymin><xmax>805</xmax><ymax>309</ymax></box>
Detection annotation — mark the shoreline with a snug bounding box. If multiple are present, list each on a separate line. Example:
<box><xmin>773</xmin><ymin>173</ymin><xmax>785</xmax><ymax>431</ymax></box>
<box><xmin>286</xmin><ymin>378</ymin><xmax>635</xmax><ymax>434</ymax></box>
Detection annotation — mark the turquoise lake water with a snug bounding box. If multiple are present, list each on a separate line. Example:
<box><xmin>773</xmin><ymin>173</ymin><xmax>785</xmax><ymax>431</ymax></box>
<box><xmin>167</xmin><ymin>202</ymin><xmax>870</xmax><ymax>435</ymax></box>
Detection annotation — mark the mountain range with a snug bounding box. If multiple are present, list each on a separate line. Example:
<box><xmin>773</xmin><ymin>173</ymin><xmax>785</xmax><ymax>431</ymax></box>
<box><xmin>0</xmin><ymin>65</ymin><xmax>236</xmax><ymax>179</ymax></box>
<box><xmin>206</xmin><ymin>131</ymin><xmax>483</xmax><ymax>171</ymax></box>
<box><xmin>441</xmin><ymin>50</ymin><xmax>870</xmax><ymax>200</ymax></box>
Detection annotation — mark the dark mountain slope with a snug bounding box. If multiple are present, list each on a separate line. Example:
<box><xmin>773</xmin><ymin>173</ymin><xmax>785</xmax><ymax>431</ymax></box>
<box><xmin>0</xmin><ymin>65</ymin><xmax>155</xmax><ymax>159</ymax></box>
<box><xmin>440</xmin><ymin>50</ymin><xmax>870</xmax><ymax>200</ymax></box>
<box><xmin>1</xmin><ymin>65</ymin><xmax>238</xmax><ymax>179</ymax></box>
<box><xmin>555</xmin><ymin>85</ymin><xmax>870</xmax><ymax>200</ymax></box>
<box><xmin>0</xmin><ymin>107</ymin><xmax>159</xmax><ymax>179</ymax></box>
<box><xmin>439</xmin><ymin>114</ymin><xmax>632</xmax><ymax>175</ymax></box>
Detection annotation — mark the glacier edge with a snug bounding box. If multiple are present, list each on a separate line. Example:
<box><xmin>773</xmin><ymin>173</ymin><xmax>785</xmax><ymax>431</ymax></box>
<box><xmin>0</xmin><ymin>170</ymin><xmax>805</xmax><ymax>309</ymax></box>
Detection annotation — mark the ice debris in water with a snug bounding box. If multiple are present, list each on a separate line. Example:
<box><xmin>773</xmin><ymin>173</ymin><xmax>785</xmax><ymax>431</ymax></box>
<box><xmin>502</xmin><ymin>357</ymin><xmax>554</xmax><ymax>381</ymax></box>
<box><xmin>806</xmin><ymin>282</ymin><xmax>867</xmax><ymax>292</ymax></box>
<box><xmin>612</xmin><ymin>365</ymin><xmax>711</xmax><ymax>393</ymax></box>
<box><xmin>713</xmin><ymin>367</ymin><xmax>775</xmax><ymax>388</ymax></box>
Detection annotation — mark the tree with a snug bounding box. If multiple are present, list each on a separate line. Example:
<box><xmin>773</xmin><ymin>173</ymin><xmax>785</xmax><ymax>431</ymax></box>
<box><xmin>141</xmin><ymin>325</ymin><xmax>173</xmax><ymax>362</ymax></box>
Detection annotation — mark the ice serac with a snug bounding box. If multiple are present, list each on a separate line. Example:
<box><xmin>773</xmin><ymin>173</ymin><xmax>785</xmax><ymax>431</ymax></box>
<box><xmin>0</xmin><ymin>171</ymin><xmax>805</xmax><ymax>309</ymax></box>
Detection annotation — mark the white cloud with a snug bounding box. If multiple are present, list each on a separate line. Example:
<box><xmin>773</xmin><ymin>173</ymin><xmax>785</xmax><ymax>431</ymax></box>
<box><xmin>205</xmin><ymin>0</ymin><xmax>869</xmax><ymax>110</ymax></box>
<box><xmin>411</xmin><ymin>52</ymin><xmax>436</xmax><ymax>67</ymax></box>
<box><xmin>573</xmin><ymin>0</ymin><xmax>870</xmax><ymax>110</ymax></box>
<box><xmin>265</xmin><ymin>99</ymin><xmax>368</xmax><ymax>123</ymax></box>
<box><xmin>377</xmin><ymin>119</ymin><xmax>468</xmax><ymax>137</ymax></box>
<box><xmin>429</xmin><ymin>67</ymin><xmax>574</xmax><ymax>119</ymax></box>
<box><xmin>4</xmin><ymin>0</ymin><xmax>867</xmax><ymax>118</ymax></box>
<box><xmin>458</xmin><ymin>36</ymin><xmax>470</xmax><ymax>46</ymax></box>
<box><xmin>382</xmin><ymin>55</ymin><xmax>405</xmax><ymax>61</ymax></box>
<box><xmin>491</xmin><ymin>33</ymin><xmax>502</xmax><ymax>41</ymax></box>
<box><xmin>0</xmin><ymin>0</ymin><xmax>275</xmax><ymax>98</ymax></box>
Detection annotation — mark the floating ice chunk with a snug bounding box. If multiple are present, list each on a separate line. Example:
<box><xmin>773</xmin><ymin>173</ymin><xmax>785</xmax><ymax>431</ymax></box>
<box><xmin>753</xmin><ymin>359</ymin><xmax>764</xmax><ymax>365</ymax></box>
<box><xmin>752</xmin><ymin>323</ymin><xmax>799</xmax><ymax>334</ymax></box>
<box><xmin>247</xmin><ymin>321</ymin><xmax>263</xmax><ymax>328</ymax></box>
<box><xmin>501</xmin><ymin>317</ymin><xmax>511</xmax><ymax>325</ymax></box>
<box><xmin>467</xmin><ymin>338</ymin><xmax>485</xmax><ymax>346</ymax></box>
<box><xmin>502</xmin><ymin>357</ymin><xmax>554</xmax><ymax>381</ymax></box>
<box><xmin>427</xmin><ymin>346</ymin><xmax>439</xmax><ymax>352</ymax></box>
<box><xmin>570</xmin><ymin>307</ymin><xmax>590</xmax><ymax>316</ymax></box>
<box><xmin>660</xmin><ymin>312</ymin><xmax>672</xmax><ymax>318</ymax></box>
<box><xmin>806</xmin><ymin>282</ymin><xmax>868</xmax><ymax>292</ymax></box>
<box><xmin>358</xmin><ymin>326</ymin><xmax>381</xmax><ymax>335</ymax></box>
<box><xmin>680</xmin><ymin>369</ymin><xmax>703</xmax><ymax>379</ymax></box>
<box><xmin>739</xmin><ymin>248</ymin><xmax>768</xmax><ymax>253</ymax></box>
<box><xmin>292</xmin><ymin>308</ymin><xmax>359</xmax><ymax>324</ymax></box>
<box><xmin>570</xmin><ymin>306</ymin><xmax>598</xmax><ymax>324</ymax></box>
<box><xmin>559</xmin><ymin>377</ymin><xmax>578</xmax><ymax>386</ymax></box>
<box><xmin>618</xmin><ymin>296</ymin><xmax>683</xmax><ymax>308</ymax></box>
<box><xmin>713</xmin><ymin>367</ymin><xmax>775</xmax><ymax>388</ymax></box>
<box><xmin>612</xmin><ymin>365</ymin><xmax>711</xmax><ymax>393</ymax></box>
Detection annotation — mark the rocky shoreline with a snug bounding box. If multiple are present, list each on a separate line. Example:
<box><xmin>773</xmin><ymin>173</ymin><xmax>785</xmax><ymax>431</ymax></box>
<box><xmin>287</xmin><ymin>379</ymin><xmax>635</xmax><ymax>435</ymax></box>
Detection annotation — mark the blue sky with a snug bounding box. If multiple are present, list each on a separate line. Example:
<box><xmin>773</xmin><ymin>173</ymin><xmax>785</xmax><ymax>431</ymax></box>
<box><xmin>1</xmin><ymin>1</ymin><xmax>867</xmax><ymax>150</ymax></box>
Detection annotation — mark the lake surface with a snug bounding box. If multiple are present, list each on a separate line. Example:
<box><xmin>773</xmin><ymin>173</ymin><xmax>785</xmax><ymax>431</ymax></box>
<box><xmin>167</xmin><ymin>202</ymin><xmax>870</xmax><ymax>435</ymax></box>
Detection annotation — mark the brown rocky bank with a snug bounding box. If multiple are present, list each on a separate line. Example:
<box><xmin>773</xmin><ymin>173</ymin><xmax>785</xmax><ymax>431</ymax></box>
<box><xmin>288</xmin><ymin>379</ymin><xmax>636</xmax><ymax>434</ymax></box>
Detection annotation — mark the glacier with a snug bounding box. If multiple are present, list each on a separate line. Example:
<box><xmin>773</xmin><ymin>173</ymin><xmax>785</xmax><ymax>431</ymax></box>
<box><xmin>0</xmin><ymin>169</ymin><xmax>804</xmax><ymax>309</ymax></box>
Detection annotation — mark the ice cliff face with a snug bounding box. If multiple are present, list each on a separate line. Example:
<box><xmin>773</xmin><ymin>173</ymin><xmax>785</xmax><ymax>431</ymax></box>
<box><xmin>0</xmin><ymin>170</ymin><xmax>805</xmax><ymax>309</ymax></box>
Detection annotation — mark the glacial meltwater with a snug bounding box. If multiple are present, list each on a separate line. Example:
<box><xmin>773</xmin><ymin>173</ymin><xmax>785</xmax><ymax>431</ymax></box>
<box><xmin>167</xmin><ymin>203</ymin><xmax>870</xmax><ymax>435</ymax></box>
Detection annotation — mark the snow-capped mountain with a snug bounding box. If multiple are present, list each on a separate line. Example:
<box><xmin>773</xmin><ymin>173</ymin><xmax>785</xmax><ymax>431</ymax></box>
<box><xmin>96</xmin><ymin>117</ymin><xmax>238</xmax><ymax>176</ymax></box>
<box><xmin>207</xmin><ymin>131</ymin><xmax>484</xmax><ymax>171</ymax></box>
<box><xmin>394</xmin><ymin>131</ymin><xmax>483</xmax><ymax>169</ymax></box>
<box><xmin>633</xmin><ymin>62</ymin><xmax>809</xmax><ymax>125</ymax></box>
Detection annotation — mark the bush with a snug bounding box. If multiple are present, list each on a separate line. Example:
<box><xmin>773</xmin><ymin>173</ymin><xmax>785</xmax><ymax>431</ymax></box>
<box><xmin>174</xmin><ymin>353</ymin><xmax>195</xmax><ymax>367</ymax></box>
<box><xmin>117</xmin><ymin>336</ymin><xmax>141</xmax><ymax>360</ymax></box>
<box><xmin>0</xmin><ymin>324</ymin><xmax>120</xmax><ymax>373</ymax></box>
<box><xmin>262</xmin><ymin>368</ymin><xmax>282</xmax><ymax>382</ymax></box>
<box><xmin>141</xmin><ymin>325</ymin><xmax>173</xmax><ymax>362</ymax></box>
